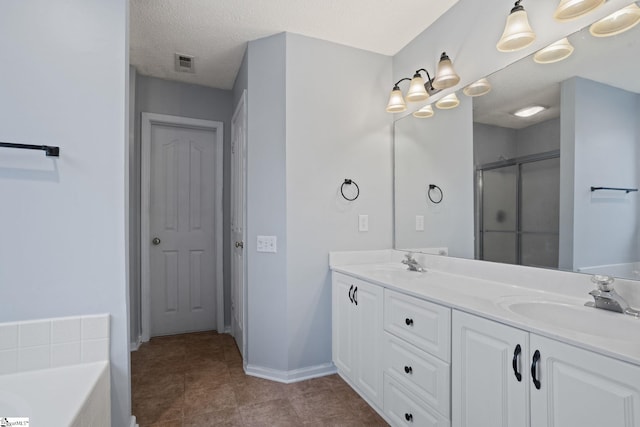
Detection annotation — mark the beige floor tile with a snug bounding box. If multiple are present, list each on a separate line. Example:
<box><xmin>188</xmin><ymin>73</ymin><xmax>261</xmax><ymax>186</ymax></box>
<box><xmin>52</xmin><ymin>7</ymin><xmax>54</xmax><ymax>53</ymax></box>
<box><xmin>239</xmin><ymin>398</ymin><xmax>302</xmax><ymax>427</ymax></box>
<box><xmin>184</xmin><ymin>407</ymin><xmax>244</xmax><ymax>427</ymax></box>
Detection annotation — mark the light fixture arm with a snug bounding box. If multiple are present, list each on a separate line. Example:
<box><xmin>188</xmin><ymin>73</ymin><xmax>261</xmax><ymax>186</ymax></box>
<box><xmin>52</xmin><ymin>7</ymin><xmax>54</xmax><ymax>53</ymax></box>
<box><xmin>511</xmin><ymin>0</ymin><xmax>524</xmax><ymax>13</ymax></box>
<box><xmin>414</xmin><ymin>68</ymin><xmax>435</xmax><ymax>90</ymax></box>
<box><xmin>392</xmin><ymin>77</ymin><xmax>411</xmax><ymax>90</ymax></box>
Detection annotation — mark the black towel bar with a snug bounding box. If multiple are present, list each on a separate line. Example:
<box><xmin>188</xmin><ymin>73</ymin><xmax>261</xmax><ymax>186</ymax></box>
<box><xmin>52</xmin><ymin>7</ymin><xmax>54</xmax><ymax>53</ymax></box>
<box><xmin>0</xmin><ymin>142</ymin><xmax>60</xmax><ymax>157</ymax></box>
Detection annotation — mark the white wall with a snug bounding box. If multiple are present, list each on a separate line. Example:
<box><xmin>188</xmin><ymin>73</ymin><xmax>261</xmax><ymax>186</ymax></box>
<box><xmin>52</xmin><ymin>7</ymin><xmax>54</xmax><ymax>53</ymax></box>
<box><xmin>285</xmin><ymin>33</ymin><xmax>393</xmax><ymax>370</ymax></box>
<box><xmin>560</xmin><ymin>77</ymin><xmax>640</xmax><ymax>270</ymax></box>
<box><xmin>0</xmin><ymin>1</ymin><xmax>130</xmax><ymax>426</ymax></box>
<box><xmin>395</xmin><ymin>97</ymin><xmax>474</xmax><ymax>258</ymax></box>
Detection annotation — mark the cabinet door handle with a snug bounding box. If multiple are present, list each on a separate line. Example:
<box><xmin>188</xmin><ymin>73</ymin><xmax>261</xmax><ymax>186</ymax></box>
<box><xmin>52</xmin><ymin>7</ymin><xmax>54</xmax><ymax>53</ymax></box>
<box><xmin>531</xmin><ymin>349</ymin><xmax>541</xmax><ymax>390</ymax></box>
<box><xmin>404</xmin><ymin>365</ymin><xmax>413</xmax><ymax>374</ymax></box>
<box><xmin>405</xmin><ymin>318</ymin><xmax>414</xmax><ymax>326</ymax></box>
<box><xmin>348</xmin><ymin>285</ymin><xmax>354</xmax><ymax>303</ymax></box>
<box><xmin>353</xmin><ymin>287</ymin><xmax>358</xmax><ymax>305</ymax></box>
<box><xmin>512</xmin><ymin>344</ymin><xmax>522</xmax><ymax>382</ymax></box>
<box><xmin>404</xmin><ymin>413</ymin><xmax>413</xmax><ymax>422</ymax></box>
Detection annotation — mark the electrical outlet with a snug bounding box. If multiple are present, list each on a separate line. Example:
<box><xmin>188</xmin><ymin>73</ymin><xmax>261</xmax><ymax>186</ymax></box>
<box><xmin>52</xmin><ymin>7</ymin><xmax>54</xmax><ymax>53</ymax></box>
<box><xmin>416</xmin><ymin>215</ymin><xmax>425</xmax><ymax>231</ymax></box>
<box><xmin>257</xmin><ymin>235</ymin><xmax>277</xmax><ymax>253</ymax></box>
<box><xmin>359</xmin><ymin>215</ymin><xmax>369</xmax><ymax>232</ymax></box>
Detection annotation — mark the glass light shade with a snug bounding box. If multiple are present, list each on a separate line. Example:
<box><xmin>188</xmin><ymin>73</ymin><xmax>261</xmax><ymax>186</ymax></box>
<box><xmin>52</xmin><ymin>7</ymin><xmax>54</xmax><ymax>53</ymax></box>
<box><xmin>553</xmin><ymin>0</ymin><xmax>604</xmax><ymax>21</ymax></box>
<box><xmin>386</xmin><ymin>88</ymin><xmax>407</xmax><ymax>113</ymax></box>
<box><xmin>406</xmin><ymin>75</ymin><xmax>430</xmax><ymax>102</ymax></box>
<box><xmin>534</xmin><ymin>38</ymin><xmax>575</xmax><ymax>64</ymax></box>
<box><xmin>589</xmin><ymin>4</ymin><xmax>640</xmax><ymax>37</ymax></box>
<box><xmin>432</xmin><ymin>53</ymin><xmax>460</xmax><ymax>90</ymax></box>
<box><xmin>463</xmin><ymin>78</ymin><xmax>492</xmax><ymax>97</ymax></box>
<box><xmin>497</xmin><ymin>9</ymin><xmax>536</xmax><ymax>52</ymax></box>
<box><xmin>413</xmin><ymin>104</ymin><xmax>435</xmax><ymax>118</ymax></box>
<box><xmin>435</xmin><ymin>93</ymin><xmax>460</xmax><ymax>110</ymax></box>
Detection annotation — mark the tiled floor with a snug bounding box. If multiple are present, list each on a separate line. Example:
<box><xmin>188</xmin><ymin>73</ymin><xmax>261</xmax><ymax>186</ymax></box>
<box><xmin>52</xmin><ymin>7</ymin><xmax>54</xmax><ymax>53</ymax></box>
<box><xmin>131</xmin><ymin>331</ymin><xmax>389</xmax><ymax>426</ymax></box>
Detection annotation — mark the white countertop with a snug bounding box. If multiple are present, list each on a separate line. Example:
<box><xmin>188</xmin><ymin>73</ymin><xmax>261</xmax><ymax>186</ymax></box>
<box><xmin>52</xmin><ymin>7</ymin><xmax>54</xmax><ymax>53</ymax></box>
<box><xmin>332</xmin><ymin>258</ymin><xmax>640</xmax><ymax>367</ymax></box>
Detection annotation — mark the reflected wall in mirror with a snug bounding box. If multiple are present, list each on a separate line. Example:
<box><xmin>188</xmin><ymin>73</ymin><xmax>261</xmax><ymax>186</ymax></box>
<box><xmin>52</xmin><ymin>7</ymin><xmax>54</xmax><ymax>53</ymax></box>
<box><xmin>394</xmin><ymin>3</ymin><xmax>640</xmax><ymax>281</ymax></box>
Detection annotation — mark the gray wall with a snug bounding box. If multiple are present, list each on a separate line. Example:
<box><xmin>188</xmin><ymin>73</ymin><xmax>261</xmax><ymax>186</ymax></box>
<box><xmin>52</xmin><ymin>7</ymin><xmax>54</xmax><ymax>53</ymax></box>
<box><xmin>132</xmin><ymin>75</ymin><xmax>234</xmax><ymax>338</ymax></box>
<box><xmin>0</xmin><ymin>1</ymin><xmax>130</xmax><ymax>426</ymax></box>
<box><xmin>285</xmin><ymin>33</ymin><xmax>393</xmax><ymax>370</ymax></box>
<box><xmin>560</xmin><ymin>77</ymin><xmax>640</xmax><ymax>270</ymax></box>
<box><xmin>245</xmin><ymin>33</ymin><xmax>289</xmax><ymax>371</ymax></box>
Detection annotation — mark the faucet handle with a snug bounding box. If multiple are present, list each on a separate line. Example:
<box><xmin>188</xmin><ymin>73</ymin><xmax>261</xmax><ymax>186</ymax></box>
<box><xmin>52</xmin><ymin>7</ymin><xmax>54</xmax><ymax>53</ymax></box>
<box><xmin>591</xmin><ymin>275</ymin><xmax>615</xmax><ymax>292</ymax></box>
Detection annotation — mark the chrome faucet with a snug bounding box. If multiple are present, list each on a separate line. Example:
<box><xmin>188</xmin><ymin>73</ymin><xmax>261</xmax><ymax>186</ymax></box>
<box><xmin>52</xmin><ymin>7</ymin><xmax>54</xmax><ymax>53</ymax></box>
<box><xmin>585</xmin><ymin>275</ymin><xmax>640</xmax><ymax>317</ymax></box>
<box><xmin>401</xmin><ymin>252</ymin><xmax>426</xmax><ymax>272</ymax></box>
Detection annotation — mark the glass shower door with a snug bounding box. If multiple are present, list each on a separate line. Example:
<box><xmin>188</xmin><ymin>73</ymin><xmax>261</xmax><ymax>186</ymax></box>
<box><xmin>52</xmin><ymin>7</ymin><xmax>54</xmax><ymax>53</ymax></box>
<box><xmin>481</xmin><ymin>165</ymin><xmax>518</xmax><ymax>264</ymax></box>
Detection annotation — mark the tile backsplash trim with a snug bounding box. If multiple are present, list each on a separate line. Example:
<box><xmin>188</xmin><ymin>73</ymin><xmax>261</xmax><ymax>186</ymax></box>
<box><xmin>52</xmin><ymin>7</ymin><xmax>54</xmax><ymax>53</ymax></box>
<box><xmin>0</xmin><ymin>314</ymin><xmax>110</xmax><ymax>375</ymax></box>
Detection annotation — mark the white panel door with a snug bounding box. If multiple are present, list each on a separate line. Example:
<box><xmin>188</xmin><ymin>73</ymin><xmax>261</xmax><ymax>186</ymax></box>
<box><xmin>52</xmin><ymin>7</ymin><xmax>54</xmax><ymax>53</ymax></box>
<box><xmin>530</xmin><ymin>334</ymin><xmax>640</xmax><ymax>427</ymax></box>
<box><xmin>230</xmin><ymin>91</ymin><xmax>247</xmax><ymax>356</ymax></box>
<box><xmin>149</xmin><ymin>123</ymin><xmax>218</xmax><ymax>336</ymax></box>
<box><xmin>353</xmin><ymin>279</ymin><xmax>384</xmax><ymax>408</ymax></box>
<box><xmin>452</xmin><ymin>310</ymin><xmax>530</xmax><ymax>427</ymax></box>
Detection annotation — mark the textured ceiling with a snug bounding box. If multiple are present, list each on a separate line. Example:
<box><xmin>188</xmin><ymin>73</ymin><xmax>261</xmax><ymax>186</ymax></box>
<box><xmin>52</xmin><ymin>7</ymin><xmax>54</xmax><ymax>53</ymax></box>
<box><xmin>130</xmin><ymin>0</ymin><xmax>459</xmax><ymax>90</ymax></box>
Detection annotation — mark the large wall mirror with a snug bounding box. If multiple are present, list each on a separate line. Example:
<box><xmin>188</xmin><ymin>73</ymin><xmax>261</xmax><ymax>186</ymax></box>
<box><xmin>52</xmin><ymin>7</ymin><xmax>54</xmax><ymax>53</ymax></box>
<box><xmin>394</xmin><ymin>3</ymin><xmax>640</xmax><ymax>281</ymax></box>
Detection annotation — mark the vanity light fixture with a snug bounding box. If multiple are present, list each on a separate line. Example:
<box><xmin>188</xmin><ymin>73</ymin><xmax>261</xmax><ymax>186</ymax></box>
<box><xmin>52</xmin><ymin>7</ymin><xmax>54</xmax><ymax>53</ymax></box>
<box><xmin>413</xmin><ymin>104</ymin><xmax>435</xmax><ymax>118</ymax></box>
<box><xmin>553</xmin><ymin>0</ymin><xmax>604</xmax><ymax>21</ymax></box>
<box><xmin>497</xmin><ymin>0</ymin><xmax>536</xmax><ymax>52</ymax></box>
<box><xmin>534</xmin><ymin>38</ymin><xmax>575</xmax><ymax>63</ymax></box>
<box><xmin>435</xmin><ymin>93</ymin><xmax>460</xmax><ymax>110</ymax></box>
<box><xmin>513</xmin><ymin>105</ymin><xmax>546</xmax><ymax>117</ymax></box>
<box><xmin>386</xmin><ymin>53</ymin><xmax>461</xmax><ymax>113</ymax></box>
<box><xmin>463</xmin><ymin>78</ymin><xmax>492</xmax><ymax>97</ymax></box>
<box><xmin>589</xmin><ymin>3</ymin><xmax>640</xmax><ymax>37</ymax></box>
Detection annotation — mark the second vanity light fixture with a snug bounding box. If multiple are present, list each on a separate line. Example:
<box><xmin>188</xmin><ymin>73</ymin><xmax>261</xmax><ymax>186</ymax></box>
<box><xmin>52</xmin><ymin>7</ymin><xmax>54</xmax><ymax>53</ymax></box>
<box><xmin>497</xmin><ymin>0</ymin><xmax>536</xmax><ymax>52</ymax></box>
<box><xmin>386</xmin><ymin>52</ymin><xmax>460</xmax><ymax>113</ymax></box>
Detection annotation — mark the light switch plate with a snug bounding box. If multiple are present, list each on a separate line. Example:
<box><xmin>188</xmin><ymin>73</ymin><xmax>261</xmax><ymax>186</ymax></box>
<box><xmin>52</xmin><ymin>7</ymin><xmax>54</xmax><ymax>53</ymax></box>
<box><xmin>416</xmin><ymin>215</ymin><xmax>425</xmax><ymax>231</ymax></box>
<box><xmin>359</xmin><ymin>215</ymin><xmax>369</xmax><ymax>232</ymax></box>
<box><xmin>257</xmin><ymin>235</ymin><xmax>277</xmax><ymax>253</ymax></box>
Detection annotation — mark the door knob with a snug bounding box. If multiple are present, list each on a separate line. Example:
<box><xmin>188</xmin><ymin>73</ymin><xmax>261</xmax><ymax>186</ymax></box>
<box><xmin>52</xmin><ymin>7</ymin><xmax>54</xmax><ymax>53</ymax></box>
<box><xmin>235</xmin><ymin>241</ymin><xmax>244</xmax><ymax>248</ymax></box>
<box><xmin>152</xmin><ymin>237</ymin><xmax>161</xmax><ymax>245</ymax></box>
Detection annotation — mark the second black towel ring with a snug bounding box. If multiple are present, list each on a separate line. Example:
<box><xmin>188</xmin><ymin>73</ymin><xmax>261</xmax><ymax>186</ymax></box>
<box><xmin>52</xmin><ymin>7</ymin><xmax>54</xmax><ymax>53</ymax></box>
<box><xmin>341</xmin><ymin>179</ymin><xmax>360</xmax><ymax>201</ymax></box>
<box><xmin>428</xmin><ymin>184</ymin><xmax>443</xmax><ymax>204</ymax></box>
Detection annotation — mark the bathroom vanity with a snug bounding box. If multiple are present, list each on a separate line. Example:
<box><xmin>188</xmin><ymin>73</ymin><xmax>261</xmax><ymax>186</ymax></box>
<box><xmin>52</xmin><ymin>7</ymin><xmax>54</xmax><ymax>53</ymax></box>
<box><xmin>330</xmin><ymin>250</ymin><xmax>640</xmax><ymax>427</ymax></box>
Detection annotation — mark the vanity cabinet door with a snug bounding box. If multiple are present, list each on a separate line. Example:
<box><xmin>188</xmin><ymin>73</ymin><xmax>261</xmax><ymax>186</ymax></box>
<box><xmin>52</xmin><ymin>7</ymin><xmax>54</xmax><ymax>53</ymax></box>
<box><xmin>331</xmin><ymin>272</ymin><xmax>383</xmax><ymax>408</ymax></box>
<box><xmin>530</xmin><ymin>334</ymin><xmax>640</xmax><ymax>427</ymax></box>
<box><xmin>452</xmin><ymin>310</ymin><xmax>530</xmax><ymax>427</ymax></box>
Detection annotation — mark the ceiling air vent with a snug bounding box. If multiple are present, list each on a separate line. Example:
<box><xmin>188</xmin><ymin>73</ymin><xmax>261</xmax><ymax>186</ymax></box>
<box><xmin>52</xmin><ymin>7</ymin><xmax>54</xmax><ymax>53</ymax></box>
<box><xmin>175</xmin><ymin>53</ymin><xmax>195</xmax><ymax>73</ymax></box>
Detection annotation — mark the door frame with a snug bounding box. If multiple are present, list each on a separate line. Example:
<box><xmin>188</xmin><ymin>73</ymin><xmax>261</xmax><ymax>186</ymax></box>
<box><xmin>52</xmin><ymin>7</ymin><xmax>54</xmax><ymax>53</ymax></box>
<box><xmin>141</xmin><ymin>112</ymin><xmax>224</xmax><ymax>341</ymax></box>
<box><xmin>230</xmin><ymin>90</ymin><xmax>248</xmax><ymax>357</ymax></box>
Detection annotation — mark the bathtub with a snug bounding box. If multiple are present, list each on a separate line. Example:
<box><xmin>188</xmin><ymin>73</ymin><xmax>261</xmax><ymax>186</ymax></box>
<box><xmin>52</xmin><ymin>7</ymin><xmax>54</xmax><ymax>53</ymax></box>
<box><xmin>0</xmin><ymin>361</ymin><xmax>110</xmax><ymax>426</ymax></box>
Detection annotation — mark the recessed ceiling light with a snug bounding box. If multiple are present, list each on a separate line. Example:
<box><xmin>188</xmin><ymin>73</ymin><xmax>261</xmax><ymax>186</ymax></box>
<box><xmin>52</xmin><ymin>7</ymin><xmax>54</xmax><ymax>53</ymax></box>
<box><xmin>513</xmin><ymin>105</ymin><xmax>546</xmax><ymax>118</ymax></box>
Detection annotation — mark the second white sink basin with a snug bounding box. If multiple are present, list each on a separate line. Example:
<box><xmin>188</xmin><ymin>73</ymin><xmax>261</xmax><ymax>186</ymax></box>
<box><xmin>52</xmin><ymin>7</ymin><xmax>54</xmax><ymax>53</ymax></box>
<box><xmin>498</xmin><ymin>297</ymin><xmax>639</xmax><ymax>341</ymax></box>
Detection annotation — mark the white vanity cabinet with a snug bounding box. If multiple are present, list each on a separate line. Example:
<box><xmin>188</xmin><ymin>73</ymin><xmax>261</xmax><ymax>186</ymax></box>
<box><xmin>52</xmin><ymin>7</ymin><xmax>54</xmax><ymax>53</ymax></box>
<box><xmin>332</xmin><ymin>272</ymin><xmax>384</xmax><ymax>408</ymax></box>
<box><xmin>453</xmin><ymin>310</ymin><xmax>640</xmax><ymax>427</ymax></box>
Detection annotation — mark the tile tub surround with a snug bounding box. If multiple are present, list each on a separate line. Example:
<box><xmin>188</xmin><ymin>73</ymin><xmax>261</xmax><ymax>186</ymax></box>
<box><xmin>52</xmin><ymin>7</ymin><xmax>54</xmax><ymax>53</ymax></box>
<box><xmin>131</xmin><ymin>331</ymin><xmax>388</xmax><ymax>426</ymax></box>
<box><xmin>0</xmin><ymin>314</ymin><xmax>110</xmax><ymax>375</ymax></box>
<box><xmin>330</xmin><ymin>250</ymin><xmax>640</xmax><ymax>366</ymax></box>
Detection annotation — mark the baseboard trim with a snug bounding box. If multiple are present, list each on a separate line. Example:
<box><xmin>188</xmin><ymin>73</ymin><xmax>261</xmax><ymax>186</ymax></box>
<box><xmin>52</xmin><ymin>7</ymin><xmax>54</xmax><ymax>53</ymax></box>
<box><xmin>129</xmin><ymin>335</ymin><xmax>142</xmax><ymax>352</ymax></box>
<box><xmin>223</xmin><ymin>325</ymin><xmax>231</xmax><ymax>334</ymax></box>
<box><xmin>245</xmin><ymin>362</ymin><xmax>337</xmax><ymax>384</ymax></box>
<box><xmin>130</xmin><ymin>415</ymin><xmax>138</xmax><ymax>427</ymax></box>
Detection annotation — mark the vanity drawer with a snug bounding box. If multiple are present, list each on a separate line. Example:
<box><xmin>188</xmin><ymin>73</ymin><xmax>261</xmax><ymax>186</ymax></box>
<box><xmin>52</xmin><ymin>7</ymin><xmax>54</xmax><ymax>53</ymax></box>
<box><xmin>384</xmin><ymin>289</ymin><xmax>451</xmax><ymax>362</ymax></box>
<box><xmin>384</xmin><ymin>332</ymin><xmax>449</xmax><ymax>417</ymax></box>
<box><xmin>384</xmin><ymin>374</ymin><xmax>450</xmax><ymax>427</ymax></box>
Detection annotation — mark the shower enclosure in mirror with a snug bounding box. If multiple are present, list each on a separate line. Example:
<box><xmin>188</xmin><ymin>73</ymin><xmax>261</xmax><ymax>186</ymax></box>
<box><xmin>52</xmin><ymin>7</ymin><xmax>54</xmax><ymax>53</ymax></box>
<box><xmin>394</xmin><ymin>3</ymin><xmax>640</xmax><ymax>281</ymax></box>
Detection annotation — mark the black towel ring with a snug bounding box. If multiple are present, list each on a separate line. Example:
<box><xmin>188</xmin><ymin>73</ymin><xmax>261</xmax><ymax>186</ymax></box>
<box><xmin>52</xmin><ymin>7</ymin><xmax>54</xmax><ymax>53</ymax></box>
<box><xmin>341</xmin><ymin>179</ymin><xmax>360</xmax><ymax>201</ymax></box>
<box><xmin>428</xmin><ymin>184</ymin><xmax>443</xmax><ymax>204</ymax></box>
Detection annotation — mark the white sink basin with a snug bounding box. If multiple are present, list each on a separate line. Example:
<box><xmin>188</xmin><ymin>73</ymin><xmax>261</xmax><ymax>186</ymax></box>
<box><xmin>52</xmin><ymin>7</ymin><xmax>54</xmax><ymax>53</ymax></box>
<box><xmin>498</xmin><ymin>297</ymin><xmax>639</xmax><ymax>341</ymax></box>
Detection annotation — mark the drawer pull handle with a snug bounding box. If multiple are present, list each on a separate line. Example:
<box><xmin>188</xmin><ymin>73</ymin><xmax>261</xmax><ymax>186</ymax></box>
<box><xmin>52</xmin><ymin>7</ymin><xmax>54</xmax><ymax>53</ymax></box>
<box><xmin>404</xmin><ymin>365</ymin><xmax>413</xmax><ymax>374</ymax></box>
<box><xmin>531</xmin><ymin>349</ymin><xmax>541</xmax><ymax>390</ymax></box>
<box><xmin>405</xmin><ymin>318</ymin><xmax>414</xmax><ymax>326</ymax></box>
<box><xmin>512</xmin><ymin>344</ymin><xmax>522</xmax><ymax>382</ymax></box>
<box><xmin>348</xmin><ymin>285</ymin><xmax>354</xmax><ymax>303</ymax></box>
<box><xmin>405</xmin><ymin>413</ymin><xmax>413</xmax><ymax>422</ymax></box>
<box><xmin>353</xmin><ymin>287</ymin><xmax>358</xmax><ymax>305</ymax></box>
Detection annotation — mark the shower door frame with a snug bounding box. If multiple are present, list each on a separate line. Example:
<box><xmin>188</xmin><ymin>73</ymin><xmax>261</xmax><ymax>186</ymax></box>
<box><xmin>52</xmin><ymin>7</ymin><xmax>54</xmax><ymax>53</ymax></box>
<box><xmin>475</xmin><ymin>149</ymin><xmax>560</xmax><ymax>264</ymax></box>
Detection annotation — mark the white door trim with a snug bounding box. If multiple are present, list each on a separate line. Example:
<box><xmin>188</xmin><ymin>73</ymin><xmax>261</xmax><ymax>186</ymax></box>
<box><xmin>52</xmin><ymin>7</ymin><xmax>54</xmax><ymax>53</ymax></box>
<box><xmin>231</xmin><ymin>90</ymin><xmax>248</xmax><ymax>357</ymax></box>
<box><xmin>141</xmin><ymin>112</ymin><xmax>224</xmax><ymax>341</ymax></box>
